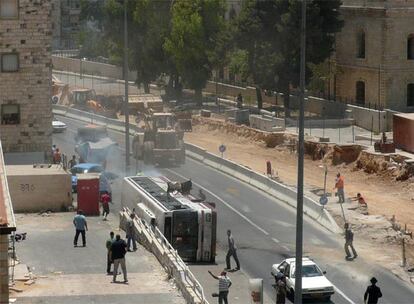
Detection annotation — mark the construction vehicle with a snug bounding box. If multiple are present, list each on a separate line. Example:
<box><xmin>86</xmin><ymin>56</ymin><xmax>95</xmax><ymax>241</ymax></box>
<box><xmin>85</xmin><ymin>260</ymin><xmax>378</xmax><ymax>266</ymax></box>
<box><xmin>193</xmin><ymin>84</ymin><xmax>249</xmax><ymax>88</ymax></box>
<box><xmin>132</xmin><ymin>112</ymin><xmax>185</xmax><ymax>165</ymax></box>
<box><xmin>74</xmin><ymin>125</ymin><xmax>118</xmax><ymax>166</ymax></box>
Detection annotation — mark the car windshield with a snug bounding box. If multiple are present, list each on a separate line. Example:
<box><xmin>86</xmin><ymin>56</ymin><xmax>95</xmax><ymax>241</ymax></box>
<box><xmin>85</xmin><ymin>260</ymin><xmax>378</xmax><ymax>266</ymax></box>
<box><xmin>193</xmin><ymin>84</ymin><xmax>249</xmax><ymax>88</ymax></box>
<box><xmin>291</xmin><ymin>265</ymin><xmax>323</xmax><ymax>278</ymax></box>
<box><xmin>71</xmin><ymin>166</ymin><xmax>102</xmax><ymax>175</ymax></box>
<box><xmin>71</xmin><ymin>167</ymin><xmax>86</xmax><ymax>175</ymax></box>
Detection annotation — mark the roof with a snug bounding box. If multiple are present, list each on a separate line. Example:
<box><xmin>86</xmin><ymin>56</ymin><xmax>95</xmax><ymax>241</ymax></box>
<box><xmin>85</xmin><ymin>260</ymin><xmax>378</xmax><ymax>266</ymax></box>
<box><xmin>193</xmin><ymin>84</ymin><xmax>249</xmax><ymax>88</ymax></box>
<box><xmin>72</xmin><ymin>163</ymin><xmax>102</xmax><ymax>170</ymax></box>
<box><xmin>285</xmin><ymin>257</ymin><xmax>313</xmax><ymax>264</ymax></box>
<box><xmin>0</xmin><ymin>141</ymin><xmax>16</xmax><ymax>233</ymax></box>
<box><xmin>394</xmin><ymin>113</ymin><xmax>414</xmax><ymax>120</ymax></box>
<box><xmin>6</xmin><ymin>165</ymin><xmax>69</xmax><ymax>176</ymax></box>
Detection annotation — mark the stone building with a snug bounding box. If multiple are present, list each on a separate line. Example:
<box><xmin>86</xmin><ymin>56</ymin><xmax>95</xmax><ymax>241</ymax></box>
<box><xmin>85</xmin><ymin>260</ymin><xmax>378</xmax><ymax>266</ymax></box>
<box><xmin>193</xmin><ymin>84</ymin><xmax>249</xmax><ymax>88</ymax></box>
<box><xmin>0</xmin><ymin>0</ymin><xmax>53</xmax><ymax>160</ymax></box>
<box><xmin>335</xmin><ymin>0</ymin><xmax>414</xmax><ymax>111</ymax></box>
<box><xmin>51</xmin><ymin>0</ymin><xmax>81</xmax><ymax>49</ymax></box>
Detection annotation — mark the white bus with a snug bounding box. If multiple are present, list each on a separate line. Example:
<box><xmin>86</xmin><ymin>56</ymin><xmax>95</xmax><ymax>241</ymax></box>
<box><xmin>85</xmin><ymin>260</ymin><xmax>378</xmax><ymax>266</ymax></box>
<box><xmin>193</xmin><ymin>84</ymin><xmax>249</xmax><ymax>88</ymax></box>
<box><xmin>121</xmin><ymin>175</ymin><xmax>217</xmax><ymax>263</ymax></box>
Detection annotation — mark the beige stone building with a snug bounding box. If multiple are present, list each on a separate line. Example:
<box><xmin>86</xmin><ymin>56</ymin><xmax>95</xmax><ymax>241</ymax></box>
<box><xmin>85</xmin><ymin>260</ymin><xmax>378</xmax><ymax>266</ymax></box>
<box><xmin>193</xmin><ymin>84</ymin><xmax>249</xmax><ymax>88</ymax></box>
<box><xmin>51</xmin><ymin>0</ymin><xmax>81</xmax><ymax>49</ymax></box>
<box><xmin>335</xmin><ymin>0</ymin><xmax>414</xmax><ymax>111</ymax></box>
<box><xmin>0</xmin><ymin>0</ymin><xmax>53</xmax><ymax>159</ymax></box>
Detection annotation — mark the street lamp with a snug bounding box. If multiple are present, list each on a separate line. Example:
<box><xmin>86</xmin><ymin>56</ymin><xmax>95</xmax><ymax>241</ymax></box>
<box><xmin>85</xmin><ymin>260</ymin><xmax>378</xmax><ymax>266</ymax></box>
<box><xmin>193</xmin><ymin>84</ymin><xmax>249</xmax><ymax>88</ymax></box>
<box><xmin>294</xmin><ymin>1</ymin><xmax>307</xmax><ymax>304</ymax></box>
<box><xmin>123</xmin><ymin>0</ymin><xmax>131</xmax><ymax>172</ymax></box>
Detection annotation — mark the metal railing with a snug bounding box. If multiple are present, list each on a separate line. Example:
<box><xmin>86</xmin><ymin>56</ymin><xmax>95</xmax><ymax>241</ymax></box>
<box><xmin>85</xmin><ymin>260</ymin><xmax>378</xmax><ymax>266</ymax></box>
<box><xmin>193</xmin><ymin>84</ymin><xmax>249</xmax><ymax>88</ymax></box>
<box><xmin>123</xmin><ymin>207</ymin><xmax>207</xmax><ymax>303</ymax></box>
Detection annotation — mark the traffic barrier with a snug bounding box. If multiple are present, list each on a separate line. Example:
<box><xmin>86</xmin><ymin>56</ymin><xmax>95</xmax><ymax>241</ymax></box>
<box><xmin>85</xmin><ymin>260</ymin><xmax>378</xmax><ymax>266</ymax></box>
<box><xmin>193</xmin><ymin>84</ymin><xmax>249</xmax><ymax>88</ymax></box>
<box><xmin>120</xmin><ymin>208</ymin><xmax>207</xmax><ymax>304</ymax></box>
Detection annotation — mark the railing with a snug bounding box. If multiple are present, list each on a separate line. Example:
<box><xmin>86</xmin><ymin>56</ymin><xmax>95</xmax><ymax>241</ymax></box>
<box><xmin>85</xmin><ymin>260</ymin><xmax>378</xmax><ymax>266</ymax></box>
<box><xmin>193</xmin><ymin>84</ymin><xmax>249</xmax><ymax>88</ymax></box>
<box><xmin>123</xmin><ymin>207</ymin><xmax>207</xmax><ymax>303</ymax></box>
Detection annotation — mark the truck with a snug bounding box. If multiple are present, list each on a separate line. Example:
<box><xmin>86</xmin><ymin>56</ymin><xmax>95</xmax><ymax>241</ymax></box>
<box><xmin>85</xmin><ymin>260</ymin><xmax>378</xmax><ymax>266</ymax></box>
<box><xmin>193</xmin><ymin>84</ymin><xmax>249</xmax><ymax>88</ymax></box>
<box><xmin>132</xmin><ymin>112</ymin><xmax>185</xmax><ymax>165</ymax></box>
<box><xmin>74</xmin><ymin>125</ymin><xmax>117</xmax><ymax>166</ymax></box>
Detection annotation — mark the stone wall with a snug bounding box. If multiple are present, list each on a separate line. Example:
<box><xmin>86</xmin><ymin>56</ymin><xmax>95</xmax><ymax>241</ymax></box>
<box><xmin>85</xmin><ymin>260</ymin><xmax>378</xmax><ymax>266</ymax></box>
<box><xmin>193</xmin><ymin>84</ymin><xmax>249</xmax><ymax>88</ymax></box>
<box><xmin>0</xmin><ymin>0</ymin><xmax>53</xmax><ymax>154</ymax></box>
<box><xmin>0</xmin><ymin>234</ymin><xmax>8</xmax><ymax>304</ymax></box>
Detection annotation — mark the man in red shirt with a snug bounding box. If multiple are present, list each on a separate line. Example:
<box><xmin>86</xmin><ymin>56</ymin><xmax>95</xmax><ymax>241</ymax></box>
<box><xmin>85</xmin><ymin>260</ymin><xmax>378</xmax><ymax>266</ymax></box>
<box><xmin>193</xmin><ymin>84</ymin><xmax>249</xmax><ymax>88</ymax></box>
<box><xmin>100</xmin><ymin>191</ymin><xmax>111</xmax><ymax>220</ymax></box>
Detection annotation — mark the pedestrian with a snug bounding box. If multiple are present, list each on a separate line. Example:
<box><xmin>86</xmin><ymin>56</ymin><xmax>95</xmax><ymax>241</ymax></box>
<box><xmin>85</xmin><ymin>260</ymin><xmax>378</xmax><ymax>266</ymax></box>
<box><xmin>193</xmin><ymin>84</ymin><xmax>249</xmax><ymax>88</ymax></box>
<box><xmin>73</xmin><ymin>210</ymin><xmax>88</xmax><ymax>247</ymax></box>
<box><xmin>68</xmin><ymin>155</ymin><xmax>77</xmax><ymax>169</ymax></box>
<box><xmin>100</xmin><ymin>191</ymin><xmax>111</xmax><ymax>220</ymax></box>
<box><xmin>225</xmin><ymin>229</ymin><xmax>240</xmax><ymax>271</ymax></box>
<box><xmin>276</xmin><ymin>275</ymin><xmax>287</xmax><ymax>304</ymax></box>
<box><xmin>364</xmin><ymin>277</ymin><xmax>382</xmax><ymax>304</ymax></box>
<box><xmin>236</xmin><ymin>92</ymin><xmax>243</xmax><ymax>109</ymax></box>
<box><xmin>208</xmin><ymin>270</ymin><xmax>232</xmax><ymax>304</ymax></box>
<box><xmin>351</xmin><ymin>193</ymin><xmax>367</xmax><ymax>208</ymax></box>
<box><xmin>334</xmin><ymin>172</ymin><xmax>345</xmax><ymax>204</ymax></box>
<box><xmin>111</xmin><ymin>234</ymin><xmax>128</xmax><ymax>283</ymax></box>
<box><xmin>53</xmin><ymin>148</ymin><xmax>62</xmax><ymax>164</ymax></box>
<box><xmin>106</xmin><ymin>231</ymin><xmax>115</xmax><ymax>275</ymax></box>
<box><xmin>344</xmin><ymin>223</ymin><xmax>357</xmax><ymax>259</ymax></box>
<box><xmin>126</xmin><ymin>213</ymin><xmax>137</xmax><ymax>252</ymax></box>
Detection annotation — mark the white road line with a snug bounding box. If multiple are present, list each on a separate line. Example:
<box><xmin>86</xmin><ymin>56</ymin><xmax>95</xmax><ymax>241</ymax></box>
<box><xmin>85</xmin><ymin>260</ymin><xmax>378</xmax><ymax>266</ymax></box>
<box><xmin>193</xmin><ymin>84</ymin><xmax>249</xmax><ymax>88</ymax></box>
<box><xmin>272</xmin><ymin>237</ymin><xmax>280</xmax><ymax>244</ymax></box>
<box><xmin>166</xmin><ymin>168</ymin><xmax>270</xmax><ymax>236</ymax></box>
<box><xmin>281</xmin><ymin>245</ymin><xmax>290</xmax><ymax>251</ymax></box>
<box><xmin>334</xmin><ymin>286</ymin><xmax>356</xmax><ymax>304</ymax></box>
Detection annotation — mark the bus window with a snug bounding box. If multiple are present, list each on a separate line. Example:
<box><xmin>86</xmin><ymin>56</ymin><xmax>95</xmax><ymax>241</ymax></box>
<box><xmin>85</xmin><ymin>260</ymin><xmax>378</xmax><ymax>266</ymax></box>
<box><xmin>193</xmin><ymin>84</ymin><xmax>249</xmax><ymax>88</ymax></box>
<box><xmin>172</xmin><ymin>211</ymin><xmax>198</xmax><ymax>262</ymax></box>
<box><xmin>164</xmin><ymin>216</ymin><xmax>172</xmax><ymax>243</ymax></box>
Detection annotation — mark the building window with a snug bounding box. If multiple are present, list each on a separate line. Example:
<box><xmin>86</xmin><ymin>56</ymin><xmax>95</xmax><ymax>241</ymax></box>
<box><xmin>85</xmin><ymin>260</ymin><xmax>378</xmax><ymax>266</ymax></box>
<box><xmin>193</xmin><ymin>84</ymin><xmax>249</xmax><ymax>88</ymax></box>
<box><xmin>357</xmin><ymin>30</ymin><xmax>365</xmax><ymax>59</ymax></box>
<box><xmin>356</xmin><ymin>81</ymin><xmax>365</xmax><ymax>104</ymax></box>
<box><xmin>1</xmin><ymin>104</ymin><xmax>20</xmax><ymax>125</ymax></box>
<box><xmin>407</xmin><ymin>35</ymin><xmax>414</xmax><ymax>60</ymax></box>
<box><xmin>1</xmin><ymin>53</ymin><xmax>19</xmax><ymax>72</ymax></box>
<box><xmin>0</xmin><ymin>0</ymin><xmax>18</xmax><ymax>19</ymax></box>
<box><xmin>408</xmin><ymin>84</ymin><xmax>414</xmax><ymax>107</ymax></box>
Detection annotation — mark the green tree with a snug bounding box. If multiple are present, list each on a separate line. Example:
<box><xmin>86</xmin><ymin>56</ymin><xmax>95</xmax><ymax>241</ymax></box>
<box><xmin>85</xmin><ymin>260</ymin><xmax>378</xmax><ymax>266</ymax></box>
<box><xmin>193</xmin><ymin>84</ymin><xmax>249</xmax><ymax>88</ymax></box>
<box><xmin>164</xmin><ymin>0</ymin><xmax>226</xmax><ymax>106</ymax></box>
<box><xmin>234</xmin><ymin>0</ymin><xmax>343</xmax><ymax>116</ymax></box>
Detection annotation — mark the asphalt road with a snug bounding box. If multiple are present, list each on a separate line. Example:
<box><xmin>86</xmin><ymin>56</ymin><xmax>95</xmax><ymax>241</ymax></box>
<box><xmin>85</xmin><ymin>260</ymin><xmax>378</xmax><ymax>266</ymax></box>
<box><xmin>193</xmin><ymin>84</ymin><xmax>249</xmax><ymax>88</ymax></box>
<box><xmin>53</xmin><ymin>115</ymin><xmax>414</xmax><ymax>304</ymax></box>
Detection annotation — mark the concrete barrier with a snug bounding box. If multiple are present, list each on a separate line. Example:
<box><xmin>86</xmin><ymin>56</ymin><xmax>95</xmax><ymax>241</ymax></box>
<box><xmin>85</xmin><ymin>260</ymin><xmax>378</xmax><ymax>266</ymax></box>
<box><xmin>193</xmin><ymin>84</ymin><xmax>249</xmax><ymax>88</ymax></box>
<box><xmin>119</xmin><ymin>208</ymin><xmax>207</xmax><ymax>304</ymax></box>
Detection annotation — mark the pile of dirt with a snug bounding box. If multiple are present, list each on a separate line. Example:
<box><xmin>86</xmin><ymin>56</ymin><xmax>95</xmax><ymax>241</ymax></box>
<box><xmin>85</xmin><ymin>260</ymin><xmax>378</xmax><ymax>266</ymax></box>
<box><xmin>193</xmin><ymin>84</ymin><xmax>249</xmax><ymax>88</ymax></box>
<box><xmin>304</xmin><ymin>141</ymin><xmax>331</xmax><ymax>161</ymax></box>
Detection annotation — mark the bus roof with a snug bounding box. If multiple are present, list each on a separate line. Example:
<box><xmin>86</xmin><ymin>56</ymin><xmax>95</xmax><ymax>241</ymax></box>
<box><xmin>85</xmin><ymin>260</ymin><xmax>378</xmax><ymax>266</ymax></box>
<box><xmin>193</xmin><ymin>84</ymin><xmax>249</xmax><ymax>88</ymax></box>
<box><xmin>127</xmin><ymin>176</ymin><xmax>209</xmax><ymax>212</ymax></box>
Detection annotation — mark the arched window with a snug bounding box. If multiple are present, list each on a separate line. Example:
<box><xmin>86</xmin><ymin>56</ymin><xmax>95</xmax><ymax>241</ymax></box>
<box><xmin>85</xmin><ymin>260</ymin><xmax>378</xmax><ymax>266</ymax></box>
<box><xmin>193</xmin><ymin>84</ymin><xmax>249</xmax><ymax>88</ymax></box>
<box><xmin>407</xmin><ymin>35</ymin><xmax>414</xmax><ymax>60</ymax></box>
<box><xmin>407</xmin><ymin>83</ymin><xmax>414</xmax><ymax>107</ymax></box>
<box><xmin>357</xmin><ymin>30</ymin><xmax>366</xmax><ymax>59</ymax></box>
<box><xmin>356</xmin><ymin>81</ymin><xmax>365</xmax><ymax>104</ymax></box>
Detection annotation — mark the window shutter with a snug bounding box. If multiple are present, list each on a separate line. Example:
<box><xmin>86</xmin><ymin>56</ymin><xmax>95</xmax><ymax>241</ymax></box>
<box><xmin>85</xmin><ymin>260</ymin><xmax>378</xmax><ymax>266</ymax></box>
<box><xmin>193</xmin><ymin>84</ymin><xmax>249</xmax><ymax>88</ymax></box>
<box><xmin>1</xmin><ymin>54</ymin><xmax>19</xmax><ymax>72</ymax></box>
<box><xmin>0</xmin><ymin>0</ymin><xmax>18</xmax><ymax>18</ymax></box>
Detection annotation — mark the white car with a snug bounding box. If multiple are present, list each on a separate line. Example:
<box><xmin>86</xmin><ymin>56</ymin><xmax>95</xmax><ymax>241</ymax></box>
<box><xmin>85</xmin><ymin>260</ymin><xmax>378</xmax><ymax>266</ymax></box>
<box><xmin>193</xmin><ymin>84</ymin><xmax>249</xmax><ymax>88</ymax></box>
<box><xmin>271</xmin><ymin>257</ymin><xmax>335</xmax><ymax>301</ymax></box>
<box><xmin>52</xmin><ymin>118</ymin><xmax>67</xmax><ymax>133</ymax></box>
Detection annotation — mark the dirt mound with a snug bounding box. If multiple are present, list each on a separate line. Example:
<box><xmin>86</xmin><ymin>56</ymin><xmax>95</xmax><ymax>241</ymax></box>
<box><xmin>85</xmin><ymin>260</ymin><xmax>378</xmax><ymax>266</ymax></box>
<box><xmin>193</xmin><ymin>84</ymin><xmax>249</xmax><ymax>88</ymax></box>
<box><xmin>304</xmin><ymin>141</ymin><xmax>331</xmax><ymax>160</ymax></box>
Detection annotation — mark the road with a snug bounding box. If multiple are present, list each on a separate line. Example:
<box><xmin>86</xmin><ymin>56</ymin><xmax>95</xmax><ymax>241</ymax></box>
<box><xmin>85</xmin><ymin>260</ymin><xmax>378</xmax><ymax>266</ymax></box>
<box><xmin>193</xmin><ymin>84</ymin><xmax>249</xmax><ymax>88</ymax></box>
<box><xmin>53</xmin><ymin>115</ymin><xmax>414</xmax><ymax>304</ymax></box>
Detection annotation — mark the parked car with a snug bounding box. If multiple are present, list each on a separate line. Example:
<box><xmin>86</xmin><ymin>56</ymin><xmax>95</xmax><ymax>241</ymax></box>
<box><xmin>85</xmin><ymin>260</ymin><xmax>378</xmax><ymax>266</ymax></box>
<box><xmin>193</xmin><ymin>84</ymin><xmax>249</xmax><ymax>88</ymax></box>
<box><xmin>70</xmin><ymin>163</ymin><xmax>115</xmax><ymax>194</ymax></box>
<box><xmin>52</xmin><ymin>118</ymin><xmax>67</xmax><ymax>133</ymax></box>
<box><xmin>271</xmin><ymin>257</ymin><xmax>335</xmax><ymax>301</ymax></box>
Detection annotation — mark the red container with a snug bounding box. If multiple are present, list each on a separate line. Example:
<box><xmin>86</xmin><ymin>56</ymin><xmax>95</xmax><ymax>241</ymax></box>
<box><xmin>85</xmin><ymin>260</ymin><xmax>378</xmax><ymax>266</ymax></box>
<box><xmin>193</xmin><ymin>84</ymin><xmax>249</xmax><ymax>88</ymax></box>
<box><xmin>77</xmin><ymin>174</ymin><xmax>100</xmax><ymax>216</ymax></box>
<box><xmin>393</xmin><ymin>113</ymin><xmax>414</xmax><ymax>153</ymax></box>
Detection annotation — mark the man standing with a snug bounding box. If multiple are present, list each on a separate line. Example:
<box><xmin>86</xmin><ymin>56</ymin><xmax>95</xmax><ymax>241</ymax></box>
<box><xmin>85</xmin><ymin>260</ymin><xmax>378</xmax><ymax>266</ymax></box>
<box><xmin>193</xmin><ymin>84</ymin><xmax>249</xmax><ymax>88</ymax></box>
<box><xmin>125</xmin><ymin>213</ymin><xmax>137</xmax><ymax>252</ymax></box>
<box><xmin>334</xmin><ymin>173</ymin><xmax>345</xmax><ymax>204</ymax></box>
<box><xmin>208</xmin><ymin>270</ymin><xmax>232</xmax><ymax>304</ymax></box>
<box><xmin>73</xmin><ymin>210</ymin><xmax>88</xmax><ymax>247</ymax></box>
<box><xmin>68</xmin><ymin>155</ymin><xmax>77</xmax><ymax>169</ymax></box>
<box><xmin>226</xmin><ymin>229</ymin><xmax>240</xmax><ymax>270</ymax></box>
<box><xmin>111</xmin><ymin>234</ymin><xmax>128</xmax><ymax>283</ymax></box>
<box><xmin>106</xmin><ymin>231</ymin><xmax>115</xmax><ymax>274</ymax></box>
<box><xmin>276</xmin><ymin>275</ymin><xmax>287</xmax><ymax>304</ymax></box>
<box><xmin>344</xmin><ymin>223</ymin><xmax>357</xmax><ymax>259</ymax></box>
<box><xmin>100</xmin><ymin>191</ymin><xmax>111</xmax><ymax>220</ymax></box>
<box><xmin>364</xmin><ymin>277</ymin><xmax>382</xmax><ymax>304</ymax></box>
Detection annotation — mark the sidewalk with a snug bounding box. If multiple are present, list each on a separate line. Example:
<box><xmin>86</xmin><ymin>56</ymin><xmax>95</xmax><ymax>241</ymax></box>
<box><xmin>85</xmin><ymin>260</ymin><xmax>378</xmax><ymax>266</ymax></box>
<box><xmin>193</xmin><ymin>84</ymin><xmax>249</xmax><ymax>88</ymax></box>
<box><xmin>189</xmin><ymin>248</ymin><xmax>274</xmax><ymax>304</ymax></box>
<box><xmin>12</xmin><ymin>212</ymin><xmax>185</xmax><ymax>304</ymax></box>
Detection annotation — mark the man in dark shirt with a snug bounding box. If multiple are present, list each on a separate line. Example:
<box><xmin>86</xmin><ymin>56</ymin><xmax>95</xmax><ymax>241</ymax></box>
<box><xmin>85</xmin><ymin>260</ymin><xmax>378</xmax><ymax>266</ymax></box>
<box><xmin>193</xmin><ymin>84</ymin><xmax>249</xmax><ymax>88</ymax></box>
<box><xmin>225</xmin><ymin>229</ymin><xmax>240</xmax><ymax>270</ymax></box>
<box><xmin>111</xmin><ymin>234</ymin><xmax>128</xmax><ymax>283</ymax></box>
<box><xmin>344</xmin><ymin>223</ymin><xmax>357</xmax><ymax>259</ymax></box>
<box><xmin>364</xmin><ymin>277</ymin><xmax>382</xmax><ymax>304</ymax></box>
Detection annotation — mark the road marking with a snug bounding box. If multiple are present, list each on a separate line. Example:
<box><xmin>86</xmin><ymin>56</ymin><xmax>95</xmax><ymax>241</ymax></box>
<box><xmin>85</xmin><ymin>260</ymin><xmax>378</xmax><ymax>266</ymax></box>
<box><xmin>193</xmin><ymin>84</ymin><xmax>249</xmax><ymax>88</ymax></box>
<box><xmin>166</xmin><ymin>168</ymin><xmax>270</xmax><ymax>236</ymax></box>
<box><xmin>281</xmin><ymin>245</ymin><xmax>290</xmax><ymax>251</ymax></box>
<box><xmin>272</xmin><ymin>237</ymin><xmax>280</xmax><ymax>244</ymax></box>
<box><xmin>334</xmin><ymin>285</ymin><xmax>356</xmax><ymax>304</ymax></box>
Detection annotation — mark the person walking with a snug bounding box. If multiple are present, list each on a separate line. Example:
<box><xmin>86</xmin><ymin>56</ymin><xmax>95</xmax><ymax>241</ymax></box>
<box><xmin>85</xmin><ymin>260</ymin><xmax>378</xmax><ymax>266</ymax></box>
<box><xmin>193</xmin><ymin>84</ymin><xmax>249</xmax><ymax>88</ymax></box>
<box><xmin>334</xmin><ymin>173</ymin><xmax>345</xmax><ymax>204</ymax></box>
<box><xmin>344</xmin><ymin>223</ymin><xmax>357</xmax><ymax>259</ymax></box>
<box><xmin>111</xmin><ymin>234</ymin><xmax>128</xmax><ymax>283</ymax></box>
<box><xmin>126</xmin><ymin>213</ymin><xmax>137</xmax><ymax>252</ymax></box>
<box><xmin>68</xmin><ymin>155</ymin><xmax>77</xmax><ymax>169</ymax></box>
<box><xmin>364</xmin><ymin>277</ymin><xmax>382</xmax><ymax>304</ymax></box>
<box><xmin>100</xmin><ymin>191</ymin><xmax>111</xmax><ymax>220</ymax></box>
<box><xmin>106</xmin><ymin>231</ymin><xmax>115</xmax><ymax>274</ymax></box>
<box><xmin>53</xmin><ymin>148</ymin><xmax>62</xmax><ymax>164</ymax></box>
<box><xmin>276</xmin><ymin>275</ymin><xmax>287</xmax><ymax>304</ymax></box>
<box><xmin>208</xmin><ymin>270</ymin><xmax>232</xmax><ymax>304</ymax></box>
<box><xmin>73</xmin><ymin>210</ymin><xmax>88</xmax><ymax>247</ymax></box>
<box><xmin>226</xmin><ymin>229</ymin><xmax>240</xmax><ymax>270</ymax></box>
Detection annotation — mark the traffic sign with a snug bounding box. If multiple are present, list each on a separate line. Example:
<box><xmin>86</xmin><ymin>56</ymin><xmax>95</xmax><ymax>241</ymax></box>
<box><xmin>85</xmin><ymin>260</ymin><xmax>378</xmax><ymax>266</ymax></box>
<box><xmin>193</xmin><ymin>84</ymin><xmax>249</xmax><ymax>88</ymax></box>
<box><xmin>219</xmin><ymin>144</ymin><xmax>226</xmax><ymax>153</ymax></box>
<box><xmin>319</xmin><ymin>194</ymin><xmax>328</xmax><ymax>206</ymax></box>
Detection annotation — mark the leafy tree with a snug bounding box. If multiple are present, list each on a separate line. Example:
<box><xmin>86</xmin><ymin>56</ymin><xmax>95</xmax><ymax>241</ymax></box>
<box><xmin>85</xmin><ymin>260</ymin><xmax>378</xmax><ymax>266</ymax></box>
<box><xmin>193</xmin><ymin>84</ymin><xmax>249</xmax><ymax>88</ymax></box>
<box><xmin>234</xmin><ymin>0</ymin><xmax>343</xmax><ymax>115</ymax></box>
<box><xmin>164</xmin><ymin>0</ymin><xmax>226</xmax><ymax>105</ymax></box>
<box><xmin>308</xmin><ymin>60</ymin><xmax>342</xmax><ymax>97</ymax></box>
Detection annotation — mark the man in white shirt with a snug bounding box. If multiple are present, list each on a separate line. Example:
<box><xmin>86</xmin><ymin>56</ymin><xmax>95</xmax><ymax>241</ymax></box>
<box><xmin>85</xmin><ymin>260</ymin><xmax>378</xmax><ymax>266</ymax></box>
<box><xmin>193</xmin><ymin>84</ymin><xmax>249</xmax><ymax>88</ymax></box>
<box><xmin>208</xmin><ymin>270</ymin><xmax>232</xmax><ymax>304</ymax></box>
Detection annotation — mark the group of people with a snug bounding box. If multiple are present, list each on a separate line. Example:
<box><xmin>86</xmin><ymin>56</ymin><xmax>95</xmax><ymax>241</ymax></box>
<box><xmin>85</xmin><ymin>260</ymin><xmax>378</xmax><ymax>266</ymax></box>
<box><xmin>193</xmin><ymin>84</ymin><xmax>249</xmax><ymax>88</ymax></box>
<box><xmin>52</xmin><ymin>144</ymin><xmax>79</xmax><ymax>169</ymax></box>
<box><xmin>72</xmin><ymin>210</ymin><xmax>138</xmax><ymax>283</ymax></box>
<box><xmin>334</xmin><ymin>172</ymin><xmax>368</xmax><ymax>208</ymax></box>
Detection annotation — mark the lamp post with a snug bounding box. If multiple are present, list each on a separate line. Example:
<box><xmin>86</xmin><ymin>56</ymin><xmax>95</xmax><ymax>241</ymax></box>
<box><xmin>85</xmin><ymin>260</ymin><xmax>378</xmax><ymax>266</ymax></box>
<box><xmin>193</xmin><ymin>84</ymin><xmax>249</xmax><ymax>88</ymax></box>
<box><xmin>123</xmin><ymin>0</ymin><xmax>130</xmax><ymax>172</ymax></box>
<box><xmin>79</xmin><ymin>44</ymin><xmax>83</xmax><ymax>79</ymax></box>
<box><xmin>294</xmin><ymin>1</ymin><xmax>307</xmax><ymax>303</ymax></box>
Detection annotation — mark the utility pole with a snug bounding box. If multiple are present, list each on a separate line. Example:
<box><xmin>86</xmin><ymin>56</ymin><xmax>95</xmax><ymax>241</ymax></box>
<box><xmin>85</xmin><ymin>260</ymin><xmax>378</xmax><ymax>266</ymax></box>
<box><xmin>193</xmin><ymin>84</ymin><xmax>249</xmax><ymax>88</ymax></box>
<box><xmin>123</xmin><ymin>0</ymin><xmax>130</xmax><ymax>172</ymax></box>
<box><xmin>294</xmin><ymin>1</ymin><xmax>306</xmax><ymax>303</ymax></box>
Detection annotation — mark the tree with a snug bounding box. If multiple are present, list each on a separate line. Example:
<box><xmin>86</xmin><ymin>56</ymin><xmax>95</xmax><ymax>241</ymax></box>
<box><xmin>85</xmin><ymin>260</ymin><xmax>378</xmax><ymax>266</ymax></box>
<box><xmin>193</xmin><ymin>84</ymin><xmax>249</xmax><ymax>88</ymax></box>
<box><xmin>164</xmin><ymin>0</ymin><xmax>226</xmax><ymax>106</ymax></box>
<box><xmin>234</xmin><ymin>0</ymin><xmax>343</xmax><ymax>116</ymax></box>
